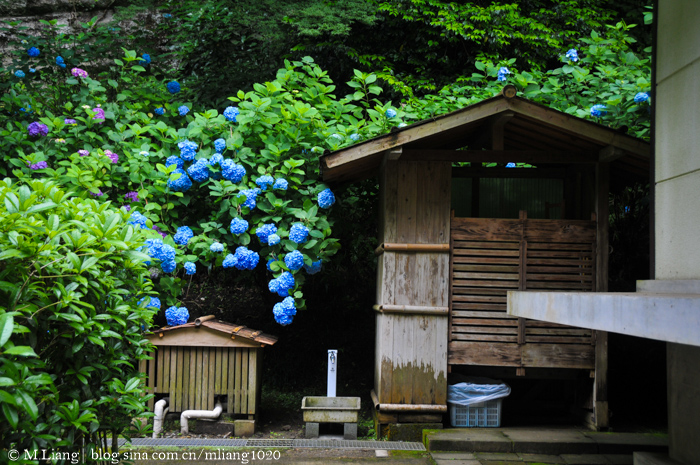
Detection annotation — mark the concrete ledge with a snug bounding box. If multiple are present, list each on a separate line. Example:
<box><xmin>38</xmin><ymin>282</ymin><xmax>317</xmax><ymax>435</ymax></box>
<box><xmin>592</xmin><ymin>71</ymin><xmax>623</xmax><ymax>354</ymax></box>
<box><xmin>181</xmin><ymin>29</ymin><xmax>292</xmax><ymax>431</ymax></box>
<box><xmin>633</xmin><ymin>452</ymin><xmax>683</xmax><ymax>465</ymax></box>
<box><xmin>507</xmin><ymin>290</ymin><xmax>700</xmax><ymax>347</ymax></box>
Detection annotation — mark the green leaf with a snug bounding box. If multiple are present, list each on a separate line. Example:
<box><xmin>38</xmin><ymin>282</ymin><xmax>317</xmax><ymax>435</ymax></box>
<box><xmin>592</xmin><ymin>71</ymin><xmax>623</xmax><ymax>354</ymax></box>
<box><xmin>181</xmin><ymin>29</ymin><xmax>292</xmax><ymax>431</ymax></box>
<box><xmin>2</xmin><ymin>403</ymin><xmax>18</xmax><ymax>429</ymax></box>
<box><xmin>4</xmin><ymin>346</ymin><xmax>37</xmax><ymax>357</ymax></box>
<box><xmin>0</xmin><ymin>313</ymin><xmax>14</xmax><ymax>347</ymax></box>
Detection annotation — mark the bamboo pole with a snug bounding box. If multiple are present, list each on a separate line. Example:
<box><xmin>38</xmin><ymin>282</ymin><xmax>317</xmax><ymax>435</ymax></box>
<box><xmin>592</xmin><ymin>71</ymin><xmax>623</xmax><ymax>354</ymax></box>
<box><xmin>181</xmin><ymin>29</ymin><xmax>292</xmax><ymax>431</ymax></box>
<box><xmin>375</xmin><ymin>243</ymin><xmax>450</xmax><ymax>255</ymax></box>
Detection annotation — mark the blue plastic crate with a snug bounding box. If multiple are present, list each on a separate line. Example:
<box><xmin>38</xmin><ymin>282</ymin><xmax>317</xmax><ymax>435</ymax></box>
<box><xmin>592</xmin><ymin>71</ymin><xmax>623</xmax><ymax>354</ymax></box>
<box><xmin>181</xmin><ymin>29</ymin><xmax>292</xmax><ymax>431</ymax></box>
<box><xmin>449</xmin><ymin>399</ymin><xmax>502</xmax><ymax>427</ymax></box>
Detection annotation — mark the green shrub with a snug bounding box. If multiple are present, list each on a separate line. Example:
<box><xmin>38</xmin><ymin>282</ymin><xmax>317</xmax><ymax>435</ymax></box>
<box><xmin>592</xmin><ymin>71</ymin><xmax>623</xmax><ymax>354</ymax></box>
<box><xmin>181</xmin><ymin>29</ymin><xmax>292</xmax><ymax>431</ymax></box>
<box><xmin>0</xmin><ymin>178</ymin><xmax>157</xmax><ymax>463</ymax></box>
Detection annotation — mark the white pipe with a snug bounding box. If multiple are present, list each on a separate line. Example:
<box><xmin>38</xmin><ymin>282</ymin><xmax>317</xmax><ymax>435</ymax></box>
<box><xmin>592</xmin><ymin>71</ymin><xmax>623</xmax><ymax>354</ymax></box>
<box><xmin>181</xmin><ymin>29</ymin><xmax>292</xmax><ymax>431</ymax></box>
<box><xmin>327</xmin><ymin>350</ymin><xmax>337</xmax><ymax>397</ymax></box>
<box><xmin>153</xmin><ymin>398</ymin><xmax>170</xmax><ymax>438</ymax></box>
<box><xmin>180</xmin><ymin>402</ymin><xmax>223</xmax><ymax>434</ymax></box>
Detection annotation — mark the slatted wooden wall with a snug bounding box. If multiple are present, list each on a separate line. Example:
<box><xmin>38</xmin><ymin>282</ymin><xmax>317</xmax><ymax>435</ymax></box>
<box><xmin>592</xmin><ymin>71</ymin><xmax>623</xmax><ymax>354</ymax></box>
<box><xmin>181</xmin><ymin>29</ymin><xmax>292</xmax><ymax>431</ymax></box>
<box><xmin>141</xmin><ymin>346</ymin><xmax>261</xmax><ymax>415</ymax></box>
<box><xmin>449</xmin><ymin>215</ymin><xmax>597</xmax><ymax>371</ymax></box>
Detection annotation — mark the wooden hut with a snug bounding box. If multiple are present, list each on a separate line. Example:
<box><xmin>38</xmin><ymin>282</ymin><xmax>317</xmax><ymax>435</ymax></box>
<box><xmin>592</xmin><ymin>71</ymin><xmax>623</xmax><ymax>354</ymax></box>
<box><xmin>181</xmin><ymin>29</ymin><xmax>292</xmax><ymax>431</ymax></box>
<box><xmin>139</xmin><ymin>315</ymin><xmax>277</xmax><ymax>424</ymax></box>
<box><xmin>319</xmin><ymin>87</ymin><xmax>649</xmax><ymax>431</ymax></box>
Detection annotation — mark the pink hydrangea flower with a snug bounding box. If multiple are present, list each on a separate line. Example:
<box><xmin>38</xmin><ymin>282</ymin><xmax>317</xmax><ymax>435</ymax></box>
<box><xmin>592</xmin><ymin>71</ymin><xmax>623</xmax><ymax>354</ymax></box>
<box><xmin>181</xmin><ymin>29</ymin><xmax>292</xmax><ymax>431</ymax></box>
<box><xmin>71</xmin><ymin>67</ymin><xmax>88</xmax><ymax>78</ymax></box>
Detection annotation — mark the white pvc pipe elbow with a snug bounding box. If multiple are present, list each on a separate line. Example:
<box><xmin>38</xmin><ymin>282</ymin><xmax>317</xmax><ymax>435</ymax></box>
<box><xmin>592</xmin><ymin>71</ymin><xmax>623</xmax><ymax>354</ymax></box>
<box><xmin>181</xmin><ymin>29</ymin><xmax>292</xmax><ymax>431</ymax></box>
<box><xmin>153</xmin><ymin>398</ymin><xmax>170</xmax><ymax>438</ymax></box>
<box><xmin>180</xmin><ymin>402</ymin><xmax>223</xmax><ymax>434</ymax></box>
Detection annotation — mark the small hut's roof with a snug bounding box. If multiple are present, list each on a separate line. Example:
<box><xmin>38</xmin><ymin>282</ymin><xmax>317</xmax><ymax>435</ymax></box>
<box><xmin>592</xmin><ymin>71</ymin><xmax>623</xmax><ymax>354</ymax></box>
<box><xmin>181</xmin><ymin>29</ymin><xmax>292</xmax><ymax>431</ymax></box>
<box><xmin>148</xmin><ymin>315</ymin><xmax>278</xmax><ymax>348</ymax></box>
<box><xmin>320</xmin><ymin>89</ymin><xmax>650</xmax><ymax>186</ymax></box>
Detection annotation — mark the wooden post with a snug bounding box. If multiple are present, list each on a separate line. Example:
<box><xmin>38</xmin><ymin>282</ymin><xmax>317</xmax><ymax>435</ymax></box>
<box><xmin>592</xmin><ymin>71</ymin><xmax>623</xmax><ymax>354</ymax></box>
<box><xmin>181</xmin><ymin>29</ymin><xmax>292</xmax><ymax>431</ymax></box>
<box><xmin>594</xmin><ymin>162</ymin><xmax>610</xmax><ymax>429</ymax></box>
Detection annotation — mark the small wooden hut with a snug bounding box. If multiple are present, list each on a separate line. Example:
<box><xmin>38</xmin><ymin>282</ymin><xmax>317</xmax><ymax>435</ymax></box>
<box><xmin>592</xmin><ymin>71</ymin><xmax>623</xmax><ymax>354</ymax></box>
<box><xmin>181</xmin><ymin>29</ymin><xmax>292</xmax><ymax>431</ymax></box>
<box><xmin>319</xmin><ymin>87</ymin><xmax>649</xmax><ymax>431</ymax></box>
<box><xmin>140</xmin><ymin>315</ymin><xmax>277</xmax><ymax>424</ymax></box>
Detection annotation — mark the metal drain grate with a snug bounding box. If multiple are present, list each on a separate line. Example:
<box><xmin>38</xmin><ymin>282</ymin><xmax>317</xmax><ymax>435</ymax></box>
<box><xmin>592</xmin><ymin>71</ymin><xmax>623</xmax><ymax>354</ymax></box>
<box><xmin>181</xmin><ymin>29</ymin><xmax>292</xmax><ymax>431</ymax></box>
<box><xmin>119</xmin><ymin>438</ymin><xmax>425</xmax><ymax>451</ymax></box>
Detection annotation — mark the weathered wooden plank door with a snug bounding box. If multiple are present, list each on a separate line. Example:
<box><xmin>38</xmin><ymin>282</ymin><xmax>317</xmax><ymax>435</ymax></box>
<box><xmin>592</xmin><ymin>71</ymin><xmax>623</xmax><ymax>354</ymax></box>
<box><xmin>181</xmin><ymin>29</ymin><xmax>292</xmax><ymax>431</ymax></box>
<box><xmin>448</xmin><ymin>214</ymin><xmax>597</xmax><ymax>371</ymax></box>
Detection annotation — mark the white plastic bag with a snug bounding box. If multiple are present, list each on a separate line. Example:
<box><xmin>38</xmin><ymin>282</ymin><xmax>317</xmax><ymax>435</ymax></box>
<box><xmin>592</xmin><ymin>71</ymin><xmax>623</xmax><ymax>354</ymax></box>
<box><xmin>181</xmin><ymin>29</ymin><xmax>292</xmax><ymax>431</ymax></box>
<box><xmin>447</xmin><ymin>376</ymin><xmax>511</xmax><ymax>406</ymax></box>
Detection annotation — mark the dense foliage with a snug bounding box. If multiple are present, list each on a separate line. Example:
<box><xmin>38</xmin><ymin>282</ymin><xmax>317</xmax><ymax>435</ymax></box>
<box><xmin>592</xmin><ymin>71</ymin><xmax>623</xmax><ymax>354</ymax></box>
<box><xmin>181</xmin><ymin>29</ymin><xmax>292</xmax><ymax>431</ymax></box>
<box><xmin>0</xmin><ymin>179</ymin><xmax>156</xmax><ymax>463</ymax></box>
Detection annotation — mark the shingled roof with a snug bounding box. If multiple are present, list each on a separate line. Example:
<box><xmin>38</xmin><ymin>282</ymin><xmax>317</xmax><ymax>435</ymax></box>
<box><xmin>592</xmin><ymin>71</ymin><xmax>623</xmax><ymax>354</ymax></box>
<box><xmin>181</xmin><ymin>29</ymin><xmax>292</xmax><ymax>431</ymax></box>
<box><xmin>149</xmin><ymin>315</ymin><xmax>278</xmax><ymax>347</ymax></box>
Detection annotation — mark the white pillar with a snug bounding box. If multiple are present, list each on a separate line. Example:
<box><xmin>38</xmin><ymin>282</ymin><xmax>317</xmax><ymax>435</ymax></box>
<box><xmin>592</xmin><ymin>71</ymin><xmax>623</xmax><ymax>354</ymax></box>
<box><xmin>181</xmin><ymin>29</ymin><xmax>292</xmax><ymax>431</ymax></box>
<box><xmin>327</xmin><ymin>350</ymin><xmax>337</xmax><ymax>397</ymax></box>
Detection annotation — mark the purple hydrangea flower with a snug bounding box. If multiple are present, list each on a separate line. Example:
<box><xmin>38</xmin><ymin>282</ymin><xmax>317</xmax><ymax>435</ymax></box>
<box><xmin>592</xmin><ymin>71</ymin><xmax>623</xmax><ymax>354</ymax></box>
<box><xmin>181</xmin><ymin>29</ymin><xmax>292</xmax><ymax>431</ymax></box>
<box><xmin>28</xmin><ymin>122</ymin><xmax>49</xmax><ymax>137</ymax></box>
<box><xmin>124</xmin><ymin>191</ymin><xmax>139</xmax><ymax>202</ymax></box>
<box><xmin>29</xmin><ymin>161</ymin><xmax>48</xmax><ymax>170</ymax></box>
<box><xmin>152</xmin><ymin>225</ymin><xmax>167</xmax><ymax>238</ymax></box>
<box><xmin>64</xmin><ymin>118</ymin><xmax>77</xmax><ymax>125</ymax></box>
<box><xmin>92</xmin><ymin>107</ymin><xmax>105</xmax><ymax>123</ymax></box>
<box><xmin>78</xmin><ymin>149</ymin><xmax>90</xmax><ymax>157</ymax></box>
<box><xmin>104</xmin><ymin>150</ymin><xmax>119</xmax><ymax>163</ymax></box>
<box><xmin>71</xmin><ymin>67</ymin><xmax>88</xmax><ymax>78</ymax></box>
<box><xmin>90</xmin><ymin>189</ymin><xmax>104</xmax><ymax>197</ymax></box>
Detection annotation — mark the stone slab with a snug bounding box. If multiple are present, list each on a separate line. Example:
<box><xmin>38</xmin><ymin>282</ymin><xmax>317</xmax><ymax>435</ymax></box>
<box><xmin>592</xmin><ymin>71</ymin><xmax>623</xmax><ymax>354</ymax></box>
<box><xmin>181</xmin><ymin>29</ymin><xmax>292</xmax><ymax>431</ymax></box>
<box><xmin>632</xmin><ymin>452</ymin><xmax>683</xmax><ymax>465</ymax></box>
<box><xmin>425</xmin><ymin>429</ymin><xmax>512</xmax><ymax>453</ymax></box>
<box><xmin>344</xmin><ymin>422</ymin><xmax>358</xmax><ymax>440</ymax></box>
<box><xmin>233</xmin><ymin>419</ymin><xmax>254</xmax><ymax>438</ymax></box>
<box><xmin>430</xmin><ymin>452</ymin><xmax>477</xmax><ymax>460</ymax></box>
<box><xmin>305</xmin><ymin>422</ymin><xmax>319</xmax><ymax>438</ymax></box>
<box><xmin>475</xmin><ymin>452</ymin><xmax>521</xmax><ymax>461</ymax></box>
<box><xmin>388</xmin><ymin>423</ymin><xmax>443</xmax><ymax>442</ymax></box>
<box><xmin>518</xmin><ymin>453</ymin><xmax>567</xmax><ymax>463</ymax></box>
<box><xmin>584</xmin><ymin>432</ymin><xmax>668</xmax><ymax>454</ymax></box>
<box><xmin>562</xmin><ymin>454</ymin><xmax>612</xmax><ymax>464</ymax></box>
<box><xmin>502</xmin><ymin>428</ymin><xmax>597</xmax><ymax>455</ymax></box>
<box><xmin>192</xmin><ymin>419</ymin><xmax>234</xmax><ymax>436</ymax></box>
<box><xmin>605</xmin><ymin>455</ymin><xmax>634</xmax><ymax>465</ymax></box>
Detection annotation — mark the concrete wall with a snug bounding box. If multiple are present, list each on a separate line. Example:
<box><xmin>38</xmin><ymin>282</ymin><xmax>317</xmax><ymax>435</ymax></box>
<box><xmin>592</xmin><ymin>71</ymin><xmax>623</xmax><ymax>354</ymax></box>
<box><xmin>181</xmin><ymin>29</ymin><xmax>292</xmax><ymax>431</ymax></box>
<box><xmin>656</xmin><ymin>1</ymin><xmax>700</xmax><ymax>462</ymax></box>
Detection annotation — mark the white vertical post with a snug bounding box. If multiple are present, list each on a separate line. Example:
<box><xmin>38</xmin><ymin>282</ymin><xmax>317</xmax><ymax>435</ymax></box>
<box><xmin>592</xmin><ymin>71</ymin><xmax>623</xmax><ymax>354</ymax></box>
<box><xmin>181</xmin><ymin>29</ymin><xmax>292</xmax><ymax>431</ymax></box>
<box><xmin>327</xmin><ymin>350</ymin><xmax>337</xmax><ymax>397</ymax></box>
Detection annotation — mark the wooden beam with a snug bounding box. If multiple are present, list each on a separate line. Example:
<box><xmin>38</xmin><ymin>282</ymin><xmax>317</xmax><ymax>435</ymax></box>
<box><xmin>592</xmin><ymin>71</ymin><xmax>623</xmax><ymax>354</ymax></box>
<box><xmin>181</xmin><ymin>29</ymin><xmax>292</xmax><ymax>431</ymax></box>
<box><xmin>453</xmin><ymin>166</ymin><xmax>567</xmax><ymax>179</ymax></box>
<box><xmin>492</xmin><ymin>111</ymin><xmax>514</xmax><ymax>150</ymax></box>
<box><xmin>385</xmin><ymin>147</ymin><xmax>402</xmax><ymax>161</ymax></box>
<box><xmin>375</xmin><ymin>242</ymin><xmax>450</xmax><ymax>255</ymax></box>
<box><xmin>373</xmin><ymin>304</ymin><xmax>449</xmax><ymax>315</ymax></box>
<box><xmin>598</xmin><ymin>145</ymin><xmax>625</xmax><ymax>163</ymax></box>
<box><xmin>402</xmin><ymin>149</ymin><xmax>597</xmax><ymax>164</ymax></box>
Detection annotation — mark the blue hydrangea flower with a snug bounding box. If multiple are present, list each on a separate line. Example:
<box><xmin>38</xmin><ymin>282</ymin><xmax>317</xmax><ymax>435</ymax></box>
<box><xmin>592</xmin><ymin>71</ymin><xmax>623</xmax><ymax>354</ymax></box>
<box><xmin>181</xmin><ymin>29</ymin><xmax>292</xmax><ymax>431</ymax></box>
<box><xmin>27</xmin><ymin>47</ymin><xmax>40</xmax><ymax>57</ymax></box>
<box><xmin>232</xmin><ymin>246</ymin><xmax>259</xmax><ymax>270</ymax></box>
<box><xmin>223</xmin><ymin>106</ymin><xmax>240</xmax><ymax>122</ymax></box>
<box><xmin>29</xmin><ymin>68</ymin><xmax>36</xmax><ymax>73</ymax></box>
<box><xmin>318</xmin><ymin>188</ymin><xmax>335</xmax><ymax>208</ymax></box>
<box><xmin>256</xmin><ymin>175</ymin><xmax>274</xmax><ymax>191</ymax></box>
<box><xmin>273</xmin><ymin>297</ymin><xmax>297</xmax><ymax>326</ymax></box>
<box><xmin>256</xmin><ymin>223</ymin><xmax>277</xmax><ymax>243</ymax></box>
<box><xmin>349</xmin><ymin>133</ymin><xmax>360</xmax><ymax>141</ymax></box>
<box><xmin>167</xmin><ymin>168</ymin><xmax>192</xmax><ymax>192</ymax></box>
<box><xmin>187</xmin><ymin>158</ymin><xmax>211</xmax><ymax>182</ymax></box>
<box><xmin>268</xmin><ymin>234</ymin><xmax>280</xmax><ymax>246</ymax></box>
<box><xmin>284</xmin><ymin>250</ymin><xmax>305</xmax><ymax>271</ymax></box>
<box><xmin>166</xmin><ymin>81</ymin><xmax>181</xmax><ymax>94</ymax></box>
<box><xmin>56</xmin><ymin>56</ymin><xmax>66</xmax><ymax>68</ymax></box>
<box><xmin>165</xmin><ymin>155</ymin><xmax>184</xmax><ymax>169</ymax></box>
<box><xmin>634</xmin><ymin>92</ymin><xmax>650</xmax><ymax>103</ymax></box>
<box><xmin>178</xmin><ymin>105</ymin><xmax>189</xmax><ymax>116</ymax></box>
<box><xmin>385</xmin><ymin>108</ymin><xmax>397</xmax><ymax>118</ymax></box>
<box><xmin>273</xmin><ymin>178</ymin><xmax>288</xmax><ymax>190</ymax></box>
<box><xmin>221</xmin><ymin>160</ymin><xmax>246</xmax><ymax>182</ymax></box>
<box><xmin>184</xmin><ymin>261</ymin><xmax>196</xmax><ymax>275</ymax></box>
<box><xmin>289</xmin><ymin>223</ymin><xmax>309</xmax><ymax>244</ymax></box>
<box><xmin>222</xmin><ymin>253</ymin><xmax>236</xmax><ymax>268</ymax></box>
<box><xmin>214</xmin><ymin>138</ymin><xmax>226</xmax><ymax>153</ymax></box>
<box><xmin>128</xmin><ymin>211</ymin><xmax>149</xmax><ymax>229</ymax></box>
<box><xmin>590</xmin><ymin>104</ymin><xmax>607</xmax><ymax>117</ymax></box>
<box><xmin>398</xmin><ymin>122</ymin><xmax>407</xmax><ymax>128</ymax></box>
<box><xmin>140</xmin><ymin>53</ymin><xmax>151</xmax><ymax>65</ymax></box>
<box><xmin>178</xmin><ymin>140</ymin><xmax>198</xmax><ymax>161</ymax></box>
<box><xmin>497</xmin><ymin>67</ymin><xmax>510</xmax><ymax>81</ymax></box>
<box><xmin>237</xmin><ymin>189</ymin><xmax>257</xmax><ymax>210</ymax></box>
<box><xmin>154</xmin><ymin>107</ymin><xmax>165</xmax><ymax>115</ymax></box>
<box><xmin>210</xmin><ymin>242</ymin><xmax>224</xmax><ymax>253</ymax></box>
<box><xmin>565</xmin><ymin>49</ymin><xmax>579</xmax><ymax>62</ymax></box>
<box><xmin>165</xmin><ymin>306</ymin><xmax>189</xmax><ymax>326</ymax></box>
<box><xmin>266</xmin><ymin>258</ymin><xmax>276</xmax><ymax>271</ymax></box>
<box><xmin>278</xmin><ymin>271</ymin><xmax>295</xmax><ymax>291</ymax></box>
<box><xmin>268</xmin><ymin>278</ymin><xmax>281</xmax><ymax>294</ymax></box>
<box><xmin>304</xmin><ymin>260</ymin><xmax>322</xmax><ymax>275</ymax></box>
<box><xmin>14</xmin><ymin>70</ymin><xmax>25</xmax><ymax>78</ymax></box>
<box><xmin>506</xmin><ymin>162</ymin><xmax>516</xmax><ymax>168</ymax></box>
<box><xmin>138</xmin><ymin>296</ymin><xmax>161</xmax><ymax>309</ymax></box>
<box><xmin>210</xmin><ymin>153</ymin><xmax>224</xmax><ymax>165</ymax></box>
<box><xmin>161</xmin><ymin>259</ymin><xmax>176</xmax><ymax>273</ymax></box>
<box><xmin>230</xmin><ymin>217</ymin><xmax>248</xmax><ymax>235</ymax></box>
<box><xmin>174</xmin><ymin>226</ymin><xmax>194</xmax><ymax>245</ymax></box>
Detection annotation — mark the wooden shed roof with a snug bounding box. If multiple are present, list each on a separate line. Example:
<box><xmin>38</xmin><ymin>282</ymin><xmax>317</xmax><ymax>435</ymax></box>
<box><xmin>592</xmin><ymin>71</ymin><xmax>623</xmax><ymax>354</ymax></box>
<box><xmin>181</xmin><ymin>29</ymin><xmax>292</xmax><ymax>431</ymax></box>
<box><xmin>320</xmin><ymin>89</ymin><xmax>650</xmax><ymax>185</ymax></box>
<box><xmin>148</xmin><ymin>315</ymin><xmax>278</xmax><ymax>348</ymax></box>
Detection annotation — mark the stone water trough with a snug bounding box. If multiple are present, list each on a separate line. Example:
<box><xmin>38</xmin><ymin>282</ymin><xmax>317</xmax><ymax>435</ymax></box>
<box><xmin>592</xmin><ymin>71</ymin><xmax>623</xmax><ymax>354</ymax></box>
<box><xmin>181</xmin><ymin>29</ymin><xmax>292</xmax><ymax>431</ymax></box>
<box><xmin>302</xmin><ymin>396</ymin><xmax>361</xmax><ymax>439</ymax></box>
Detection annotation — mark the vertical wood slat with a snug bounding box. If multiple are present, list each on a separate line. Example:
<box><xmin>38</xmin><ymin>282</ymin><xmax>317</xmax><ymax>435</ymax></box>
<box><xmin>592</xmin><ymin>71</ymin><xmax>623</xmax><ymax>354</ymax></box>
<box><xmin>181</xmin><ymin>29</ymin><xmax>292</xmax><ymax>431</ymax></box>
<box><xmin>182</xmin><ymin>347</ymin><xmax>190</xmax><ymax>411</ymax></box>
<box><xmin>201</xmin><ymin>348</ymin><xmax>210</xmax><ymax>410</ymax></box>
<box><xmin>195</xmin><ymin>348</ymin><xmax>203</xmax><ymax>410</ymax></box>
<box><xmin>227</xmin><ymin>349</ymin><xmax>236</xmax><ymax>414</ymax></box>
<box><xmin>234</xmin><ymin>349</ymin><xmax>242</xmax><ymax>414</ymax></box>
<box><xmin>241</xmin><ymin>349</ymin><xmax>249</xmax><ymax>413</ymax></box>
<box><xmin>163</xmin><ymin>347</ymin><xmax>171</xmax><ymax>394</ymax></box>
<box><xmin>156</xmin><ymin>347</ymin><xmax>164</xmax><ymax>394</ymax></box>
<box><xmin>248</xmin><ymin>350</ymin><xmax>257</xmax><ymax>415</ymax></box>
<box><xmin>175</xmin><ymin>347</ymin><xmax>184</xmax><ymax>412</ymax></box>
<box><xmin>221</xmin><ymin>348</ymin><xmax>229</xmax><ymax>398</ymax></box>
<box><xmin>189</xmin><ymin>349</ymin><xmax>196</xmax><ymax>409</ymax></box>
<box><xmin>147</xmin><ymin>356</ymin><xmax>156</xmax><ymax>411</ymax></box>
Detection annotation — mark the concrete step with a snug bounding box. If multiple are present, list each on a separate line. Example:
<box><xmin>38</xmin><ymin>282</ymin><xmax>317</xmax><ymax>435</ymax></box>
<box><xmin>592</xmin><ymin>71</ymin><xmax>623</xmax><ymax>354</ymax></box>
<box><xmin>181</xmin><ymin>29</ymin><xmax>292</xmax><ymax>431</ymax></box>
<box><xmin>424</xmin><ymin>427</ymin><xmax>668</xmax><ymax>456</ymax></box>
